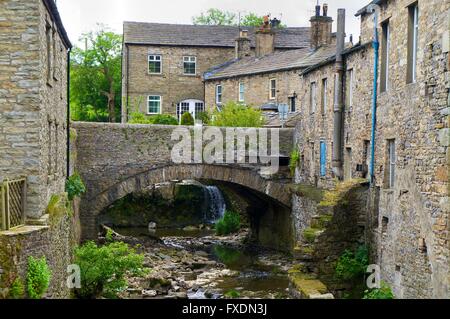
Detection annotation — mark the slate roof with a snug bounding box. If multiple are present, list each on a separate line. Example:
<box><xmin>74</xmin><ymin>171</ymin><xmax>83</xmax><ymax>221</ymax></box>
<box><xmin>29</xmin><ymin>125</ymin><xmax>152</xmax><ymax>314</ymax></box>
<box><xmin>43</xmin><ymin>0</ymin><xmax>72</xmax><ymax>48</ymax></box>
<box><xmin>123</xmin><ymin>22</ymin><xmax>310</xmax><ymax>49</ymax></box>
<box><xmin>204</xmin><ymin>45</ymin><xmax>338</xmax><ymax>80</ymax></box>
<box><xmin>355</xmin><ymin>0</ymin><xmax>385</xmax><ymax>17</ymax></box>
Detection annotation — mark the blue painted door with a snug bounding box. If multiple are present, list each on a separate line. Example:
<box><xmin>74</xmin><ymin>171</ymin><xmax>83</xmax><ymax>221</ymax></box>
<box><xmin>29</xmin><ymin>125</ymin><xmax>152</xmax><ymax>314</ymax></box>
<box><xmin>320</xmin><ymin>141</ymin><xmax>327</xmax><ymax>177</ymax></box>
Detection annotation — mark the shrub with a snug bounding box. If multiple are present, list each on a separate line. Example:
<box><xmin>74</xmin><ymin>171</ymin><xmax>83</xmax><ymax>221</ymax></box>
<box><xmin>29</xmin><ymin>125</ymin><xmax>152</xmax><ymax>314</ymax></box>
<box><xmin>211</xmin><ymin>102</ymin><xmax>265</xmax><ymax>127</ymax></box>
<box><xmin>66</xmin><ymin>173</ymin><xmax>86</xmax><ymax>201</ymax></box>
<box><xmin>150</xmin><ymin>114</ymin><xmax>178</xmax><ymax>125</ymax></box>
<box><xmin>27</xmin><ymin>256</ymin><xmax>51</xmax><ymax>299</ymax></box>
<box><xmin>180</xmin><ymin>112</ymin><xmax>195</xmax><ymax>126</ymax></box>
<box><xmin>129</xmin><ymin>112</ymin><xmax>153</xmax><ymax>124</ymax></box>
<box><xmin>8</xmin><ymin>277</ymin><xmax>25</xmax><ymax>299</ymax></box>
<box><xmin>74</xmin><ymin>241</ymin><xmax>145</xmax><ymax>299</ymax></box>
<box><xmin>215</xmin><ymin>210</ymin><xmax>241</xmax><ymax>236</ymax></box>
<box><xmin>196</xmin><ymin>111</ymin><xmax>211</xmax><ymax>125</ymax></box>
<box><xmin>335</xmin><ymin>245</ymin><xmax>369</xmax><ymax>281</ymax></box>
<box><xmin>289</xmin><ymin>149</ymin><xmax>300</xmax><ymax>176</ymax></box>
<box><xmin>364</xmin><ymin>282</ymin><xmax>395</xmax><ymax>299</ymax></box>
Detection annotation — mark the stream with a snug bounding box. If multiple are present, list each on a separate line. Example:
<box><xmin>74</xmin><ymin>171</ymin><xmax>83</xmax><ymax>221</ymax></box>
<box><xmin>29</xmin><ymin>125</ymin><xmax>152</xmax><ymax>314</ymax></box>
<box><xmin>116</xmin><ymin>227</ymin><xmax>293</xmax><ymax>299</ymax></box>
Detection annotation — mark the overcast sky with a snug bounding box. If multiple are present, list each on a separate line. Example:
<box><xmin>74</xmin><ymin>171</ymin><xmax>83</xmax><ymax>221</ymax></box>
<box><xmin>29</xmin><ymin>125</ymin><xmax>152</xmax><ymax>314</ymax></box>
<box><xmin>57</xmin><ymin>0</ymin><xmax>370</xmax><ymax>46</ymax></box>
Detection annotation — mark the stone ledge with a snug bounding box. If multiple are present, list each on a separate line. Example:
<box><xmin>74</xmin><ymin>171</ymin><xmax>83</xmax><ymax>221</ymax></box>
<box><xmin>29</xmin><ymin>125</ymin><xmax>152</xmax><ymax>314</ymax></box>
<box><xmin>0</xmin><ymin>225</ymin><xmax>49</xmax><ymax>237</ymax></box>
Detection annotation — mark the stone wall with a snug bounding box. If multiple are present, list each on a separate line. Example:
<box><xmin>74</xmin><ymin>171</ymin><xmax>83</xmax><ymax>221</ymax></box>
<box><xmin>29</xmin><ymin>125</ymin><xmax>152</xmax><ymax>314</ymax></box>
<box><xmin>122</xmin><ymin>45</ymin><xmax>236</xmax><ymax>120</ymax></box>
<box><xmin>205</xmin><ymin>70</ymin><xmax>300</xmax><ymax>112</ymax></box>
<box><xmin>0</xmin><ymin>0</ymin><xmax>69</xmax><ymax>219</ymax></box>
<box><xmin>293</xmin><ymin>0</ymin><xmax>449</xmax><ymax>298</ymax></box>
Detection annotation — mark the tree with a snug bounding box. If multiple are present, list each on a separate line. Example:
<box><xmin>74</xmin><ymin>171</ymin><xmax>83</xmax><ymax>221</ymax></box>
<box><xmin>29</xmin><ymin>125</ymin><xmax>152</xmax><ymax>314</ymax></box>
<box><xmin>193</xmin><ymin>9</ymin><xmax>285</xmax><ymax>28</ymax></box>
<box><xmin>193</xmin><ymin>8</ymin><xmax>236</xmax><ymax>26</ymax></box>
<box><xmin>71</xmin><ymin>26</ymin><xmax>122</xmax><ymax>122</ymax></box>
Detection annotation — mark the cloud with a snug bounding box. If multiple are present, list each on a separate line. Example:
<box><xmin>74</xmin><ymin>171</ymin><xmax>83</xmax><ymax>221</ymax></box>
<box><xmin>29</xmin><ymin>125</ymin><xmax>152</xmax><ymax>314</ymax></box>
<box><xmin>57</xmin><ymin>0</ymin><xmax>368</xmax><ymax>46</ymax></box>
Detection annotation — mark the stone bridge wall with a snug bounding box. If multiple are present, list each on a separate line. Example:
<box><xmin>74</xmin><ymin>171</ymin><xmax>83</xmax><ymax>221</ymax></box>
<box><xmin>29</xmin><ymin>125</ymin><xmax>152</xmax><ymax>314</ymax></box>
<box><xmin>72</xmin><ymin>122</ymin><xmax>294</xmax><ymax>239</ymax></box>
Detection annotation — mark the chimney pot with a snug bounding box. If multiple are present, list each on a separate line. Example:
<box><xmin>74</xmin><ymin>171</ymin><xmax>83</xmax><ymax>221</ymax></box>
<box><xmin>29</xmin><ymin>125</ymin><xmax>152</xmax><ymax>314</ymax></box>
<box><xmin>315</xmin><ymin>5</ymin><xmax>321</xmax><ymax>17</ymax></box>
<box><xmin>323</xmin><ymin>4</ymin><xmax>329</xmax><ymax>17</ymax></box>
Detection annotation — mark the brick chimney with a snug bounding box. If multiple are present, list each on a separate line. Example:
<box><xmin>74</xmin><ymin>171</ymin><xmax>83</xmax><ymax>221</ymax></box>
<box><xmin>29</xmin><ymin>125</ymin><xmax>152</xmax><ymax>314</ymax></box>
<box><xmin>310</xmin><ymin>3</ymin><xmax>333</xmax><ymax>50</ymax></box>
<box><xmin>235</xmin><ymin>30</ymin><xmax>251</xmax><ymax>59</ymax></box>
<box><xmin>255</xmin><ymin>15</ymin><xmax>275</xmax><ymax>57</ymax></box>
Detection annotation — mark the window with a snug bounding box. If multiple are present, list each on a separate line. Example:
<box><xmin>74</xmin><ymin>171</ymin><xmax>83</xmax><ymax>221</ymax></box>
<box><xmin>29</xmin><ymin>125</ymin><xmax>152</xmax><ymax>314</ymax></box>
<box><xmin>183</xmin><ymin>56</ymin><xmax>196</xmax><ymax>75</ymax></box>
<box><xmin>239</xmin><ymin>82</ymin><xmax>245</xmax><ymax>102</ymax></box>
<box><xmin>289</xmin><ymin>96</ymin><xmax>296</xmax><ymax>112</ymax></box>
<box><xmin>269</xmin><ymin>79</ymin><xmax>277</xmax><ymax>99</ymax></box>
<box><xmin>310</xmin><ymin>82</ymin><xmax>317</xmax><ymax>113</ymax></box>
<box><xmin>148</xmin><ymin>55</ymin><xmax>162</xmax><ymax>74</ymax></box>
<box><xmin>347</xmin><ymin>69</ymin><xmax>354</xmax><ymax>107</ymax></box>
<box><xmin>363</xmin><ymin>140</ymin><xmax>371</xmax><ymax>179</ymax></box>
<box><xmin>321</xmin><ymin>78</ymin><xmax>328</xmax><ymax>114</ymax></box>
<box><xmin>195</xmin><ymin>102</ymin><xmax>205</xmax><ymax>119</ymax></box>
<box><xmin>310</xmin><ymin>142</ymin><xmax>315</xmax><ymax>178</ymax></box>
<box><xmin>46</xmin><ymin>23</ymin><xmax>53</xmax><ymax>83</ymax></box>
<box><xmin>380</xmin><ymin>20</ymin><xmax>390</xmax><ymax>92</ymax></box>
<box><xmin>216</xmin><ymin>85</ymin><xmax>222</xmax><ymax>105</ymax></box>
<box><xmin>387</xmin><ymin>139</ymin><xmax>396</xmax><ymax>188</ymax></box>
<box><xmin>407</xmin><ymin>3</ymin><xmax>419</xmax><ymax>83</ymax></box>
<box><xmin>148</xmin><ymin>95</ymin><xmax>161</xmax><ymax>114</ymax></box>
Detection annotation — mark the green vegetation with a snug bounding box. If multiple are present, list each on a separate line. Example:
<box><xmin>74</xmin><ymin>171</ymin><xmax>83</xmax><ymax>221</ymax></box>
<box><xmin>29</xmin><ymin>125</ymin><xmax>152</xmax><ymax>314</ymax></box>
<box><xmin>193</xmin><ymin>8</ymin><xmax>285</xmax><ymax>27</ymax></box>
<box><xmin>8</xmin><ymin>277</ymin><xmax>25</xmax><ymax>299</ymax></box>
<box><xmin>196</xmin><ymin>111</ymin><xmax>211</xmax><ymax>125</ymax></box>
<box><xmin>105</xmin><ymin>228</ymin><xmax>114</xmax><ymax>242</ymax></box>
<box><xmin>129</xmin><ymin>112</ymin><xmax>179</xmax><ymax>125</ymax></box>
<box><xmin>303</xmin><ymin>227</ymin><xmax>321</xmax><ymax>244</ymax></box>
<box><xmin>289</xmin><ymin>184</ymin><xmax>325</xmax><ymax>202</ymax></box>
<box><xmin>289</xmin><ymin>149</ymin><xmax>300</xmax><ymax>176</ymax></box>
<box><xmin>180</xmin><ymin>112</ymin><xmax>195</xmax><ymax>126</ymax></box>
<box><xmin>224</xmin><ymin>289</ymin><xmax>241</xmax><ymax>299</ymax></box>
<box><xmin>70</xmin><ymin>26</ymin><xmax>122</xmax><ymax>122</ymax></box>
<box><xmin>211</xmin><ymin>102</ymin><xmax>265</xmax><ymax>128</ymax></box>
<box><xmin>215</xmin><ymin>210</ymin><xmax>241</xmax><ymax>236</ymax></box>
<box><xmin>74</xmin><ymin>241</ymin><xmax>145</xmax><ymax>299</ymax></box>
<box><xmin>27</xmin><ymin>256</ymin><xmax>51</xmax><ymax>299</ymax></box>
<box><xmin>319</xmin><ymin>178</ymin><xmax>367</xmax><ymax>207</ymax></box>
<box><xmin>213</xmin><ymin>245</ymin><xmax>242</xmax><ymax>266</ymax></box>
<box><xmin>335</xmin><ymin>245</ymin><xmax>369</xmax><ymax>281</ymax></box>
<box><xmin>66</xmin><ymin>173</ymin><xmax>86</xmax><ymax>201</ymax></box>
<box><xmin>364</xmin><ymin>282</ymin><xmax>395</xmax><ymax>299</ymax></box>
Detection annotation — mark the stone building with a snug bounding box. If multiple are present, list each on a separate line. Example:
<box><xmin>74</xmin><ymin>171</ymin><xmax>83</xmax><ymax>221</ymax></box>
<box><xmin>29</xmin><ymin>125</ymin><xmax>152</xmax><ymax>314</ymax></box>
<box><xmin>121</xmin><ymin>21</ymin><xmax>310</xmax><ymax>122</ymax></box>
<box><xmin>203</xmin><ymin>5</ymin><xmax>338</xmax><ymax>124</ymax></box>
<box><xmin>293</xmin><ymin>0</ymin><xmax>449</xmax><ymax>299</ymax></box>
<box><xmin>0</xmin><ymin>0</ymin><xmax>76</xmax><ymax>298</ymax></box>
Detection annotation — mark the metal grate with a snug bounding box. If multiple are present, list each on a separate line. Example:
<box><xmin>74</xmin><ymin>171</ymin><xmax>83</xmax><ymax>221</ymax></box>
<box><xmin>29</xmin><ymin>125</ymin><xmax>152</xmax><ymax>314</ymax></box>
<box><xmin>0</xmin><ymin>178</ymin><xmax>26</xmax><ymax>231</ymax></box>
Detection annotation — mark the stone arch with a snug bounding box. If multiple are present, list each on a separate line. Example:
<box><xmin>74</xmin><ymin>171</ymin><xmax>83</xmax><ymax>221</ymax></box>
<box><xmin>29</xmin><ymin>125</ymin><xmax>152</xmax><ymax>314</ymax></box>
<box><xmin>80</xmin><ymin>164</ymin><xmax>291</xmax><ymax>240</ymax></box>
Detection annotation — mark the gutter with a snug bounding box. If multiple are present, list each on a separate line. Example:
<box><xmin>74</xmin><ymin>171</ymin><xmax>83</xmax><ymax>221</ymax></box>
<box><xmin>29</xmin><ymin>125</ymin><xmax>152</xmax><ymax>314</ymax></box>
<box><xmin>66</xmin><ymin>48</ymin><xmax>71</xmax><ymax>178</ymax></box>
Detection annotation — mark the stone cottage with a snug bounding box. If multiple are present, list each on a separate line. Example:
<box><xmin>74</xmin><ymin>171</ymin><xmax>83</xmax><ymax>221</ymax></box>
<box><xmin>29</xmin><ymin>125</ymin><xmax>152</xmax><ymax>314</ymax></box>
<box><xmin>293</xmin><ymin>0</ymin><xmax>449</xmax><ymax>299</ymax></box>
<box><xmin>204</xmin><ymin>4</ymin><xmax>338</xmax><ymax>125</ymax></box>
<box><xmin>0</xmin><ymin>0</ymin><xmax>76</xmax><ymax>298</ymax></box>
<box><xmin>121</xmin><ymin>20</ymin><xmax>310</xmax><ymax>123</ymax></box>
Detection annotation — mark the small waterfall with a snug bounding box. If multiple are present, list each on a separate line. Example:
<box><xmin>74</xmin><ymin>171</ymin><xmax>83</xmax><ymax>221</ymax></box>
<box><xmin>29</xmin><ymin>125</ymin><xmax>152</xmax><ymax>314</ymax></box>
<box><xmin>204</xmin><ymin>186</ymin><xmax>226</xmax><ymax>223</ymax></box>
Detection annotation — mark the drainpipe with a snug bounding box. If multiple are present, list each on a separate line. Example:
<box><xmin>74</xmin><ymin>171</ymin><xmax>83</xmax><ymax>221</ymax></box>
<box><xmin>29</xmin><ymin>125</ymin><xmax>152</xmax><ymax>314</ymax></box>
<box><xmin>367</xmin><ymin>4</ymin><xmax>381</xmax><ymax>185</ymax></box>
<box><xmin>66</xmin><ymin>47</ymin><xmax>71</xmax><ymax>179</ymax></box>
<box><xmin>332</xmin><ymin>9</ymin><xmax>345</xmax><ymax>179</ymax></box>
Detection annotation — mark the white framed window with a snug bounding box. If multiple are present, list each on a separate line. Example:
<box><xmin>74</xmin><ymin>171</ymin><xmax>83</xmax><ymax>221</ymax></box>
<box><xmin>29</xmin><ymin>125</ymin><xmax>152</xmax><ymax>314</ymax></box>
<box><xmin>387</xmin><ymin>139</ymin><xmax>396</xmax><ymax>188</ymax></box>
<box><xmin>216</xmin><ymin>85</ymin><xmax>222</xmax><ymax>105</ymax></box>
<box><xmin>183</xmin><ymin>56</ymin><xmax>196</xmax><ymax>75</ymax></box>
<box><xmin>239</xmin><ymin>82</ymin><xmax>245</xmax><ymax>102</ymax></box>
<box><xmin>310</xmin><ymin>82</ymin><xmax>317</xmax><ymax>113</ymax></box>
<box><xmin>269</xmin><ymin>79</ymin><xmax>277</xmax><ymax>99</ymax></box>
<box><xmin>148</xmin><ymin>95</ymin><xmax>162</xmax><ymax>114</ymax></box>
<box><xmin>148</xmin><ymin>55</ymin><xmax>162</xmax><ymax>74</ymax></box>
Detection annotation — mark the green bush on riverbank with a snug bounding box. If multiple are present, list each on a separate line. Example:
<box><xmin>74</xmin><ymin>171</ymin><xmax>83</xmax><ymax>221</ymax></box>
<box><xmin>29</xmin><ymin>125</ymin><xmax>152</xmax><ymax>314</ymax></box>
<box><xmin>215</xmin><ymin>211</ymin><xmax>241</xmax><ymax>236</ymax></box>
<box><xmin>74</xmin><ymin>241</ymin><xmax>146</xmax><ymax>299</ymax></box>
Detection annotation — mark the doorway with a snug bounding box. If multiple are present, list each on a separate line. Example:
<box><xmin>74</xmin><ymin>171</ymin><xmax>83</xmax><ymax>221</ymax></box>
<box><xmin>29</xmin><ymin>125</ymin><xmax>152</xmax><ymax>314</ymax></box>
<box><xmin>176</xmin><ymin>99</ymin><xmax>205</xmax><ymax>123</ymax></box>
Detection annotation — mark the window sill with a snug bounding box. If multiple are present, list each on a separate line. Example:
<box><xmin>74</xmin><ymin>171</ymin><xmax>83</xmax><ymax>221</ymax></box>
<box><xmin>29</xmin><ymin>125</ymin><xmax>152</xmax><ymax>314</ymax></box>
<box><xmin>148</xmin><ymin>73</ymin><xmax>163</xmax><ymax>76</ymax></box>
<box><xmin>183</xmin><ymin>74</ymin><xmax>197</xmax><ymax>77</ymax></box>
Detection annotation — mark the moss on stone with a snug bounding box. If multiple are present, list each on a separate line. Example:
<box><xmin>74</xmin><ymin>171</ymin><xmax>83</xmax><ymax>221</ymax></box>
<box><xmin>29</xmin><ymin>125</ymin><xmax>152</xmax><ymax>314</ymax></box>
<box><xmin>289</xmin><ymin>184</ymin><xmax>325</xmax><ymax>202</ymax></box>
<box><xmin>46</xmin><ymin>193</ymin><xmax>71</xmax><ymax>227</ymax></box>
<box><xmin>290</xmin><ymin>272</ymin><xmax>329</xmax><ymax>298</ymax></box>
<box><xmin>303</xmin><ymin>227</ymin><xmax>322</xmax><ymax>244</ymax></box>
<box><xmin>319</xmin><ymin>178</ymin><xmax>367</xmax><ymax>207</ymax></box>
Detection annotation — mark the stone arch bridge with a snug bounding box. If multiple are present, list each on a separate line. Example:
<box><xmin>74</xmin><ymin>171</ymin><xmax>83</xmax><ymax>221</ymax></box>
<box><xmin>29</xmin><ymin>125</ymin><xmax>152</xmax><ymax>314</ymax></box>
<box><xmin>72</xmin><ymin>122</ymin><xmax>295</xmax><ymax>240</ymax></box>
